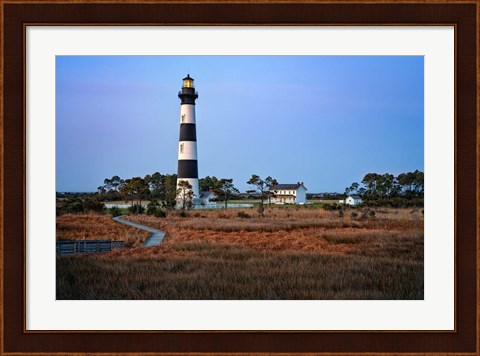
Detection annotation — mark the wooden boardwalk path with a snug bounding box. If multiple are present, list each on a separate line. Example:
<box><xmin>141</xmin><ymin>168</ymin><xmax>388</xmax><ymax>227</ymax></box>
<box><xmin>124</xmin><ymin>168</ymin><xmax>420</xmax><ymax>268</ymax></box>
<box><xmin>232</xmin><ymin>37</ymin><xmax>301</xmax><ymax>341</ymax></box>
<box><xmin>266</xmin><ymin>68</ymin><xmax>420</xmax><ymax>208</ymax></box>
<box><xmin>112</xmin><ymin>215</ymin><xmax>166</xmax><ymax>247</ymax></box>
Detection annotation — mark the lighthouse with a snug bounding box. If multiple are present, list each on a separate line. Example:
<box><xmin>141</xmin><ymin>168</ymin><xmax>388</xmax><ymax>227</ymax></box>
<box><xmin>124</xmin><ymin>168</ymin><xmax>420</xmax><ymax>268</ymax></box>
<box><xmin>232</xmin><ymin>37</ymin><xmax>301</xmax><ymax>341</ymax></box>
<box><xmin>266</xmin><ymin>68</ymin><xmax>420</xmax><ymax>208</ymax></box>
<box><xmin>177</xmin><ymin>74</ymin><xmax>200</xmax><ymax>206</ymax></box>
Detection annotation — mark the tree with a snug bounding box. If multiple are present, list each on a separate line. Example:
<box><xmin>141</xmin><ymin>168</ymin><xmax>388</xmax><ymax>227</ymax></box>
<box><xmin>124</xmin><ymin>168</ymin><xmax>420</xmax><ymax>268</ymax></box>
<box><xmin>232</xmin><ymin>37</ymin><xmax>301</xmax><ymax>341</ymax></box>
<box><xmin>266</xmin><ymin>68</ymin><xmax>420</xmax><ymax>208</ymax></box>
<box><xmin>350</xmin><ymin>170</ymin><xmax>423</xmax><ymax>207</ymax></box>
<box><xmin>97</xmin><ymin>186</ymin><xmax>106</xmax><ymax>195</ymax></box>
<box><xmin>101</xmin><ymin>175</ymin><xmax>124</xmax><ymax>201</ymax></box>
<box><xmin>348</xmin><ymin>182</ymin><xmax>359</xmax><ymax>195</ymax></box>
<box><xmin>110</xmin><ymin>175</ymin><xmax>124</xmax><ymax>192</ymax></box>
<box><xmin>214</xmin><ymin>178</ymin><xmax>239</xmax><ymax>209</ymax></box>
<box><xmin>199</xmin><ymin>176</ymin><xmax>218</xmax><ymax>192</ymax></box>
<box><xmin>103</xmin><ymin>178</ymin><xmax>112</xmax><ymax>191</ymax></box>
<box><xmin>361</xmin><ymin>173</ymin><xmax>382</xmax><ymax>199</ymax></box>
<box><xmin>161</xmin><ymin>174</ymin><xmax>178</xmax><ymax>209</ymax></box>
<box><xmin>265</xmin><ymin>176</ymin><xmax>278</xmax><ymax>206</ymax></box>
<box><xmin>247</xmin><ymin>174</ymin><xmax>275</xmax><ymax>217</ymax></box>
<box><xmin>379</xmin><ymin>173</ymin><xmax>395</xmax><ymax>198</ymax></box>
<box><xmin>177</xmin><ymin>180</ymin><xmax>193</xmax><ymax>210</ymax></box>
<box><xmin>397</xmin><ymin>170</ymin><xmax>424</xmax><ymax>198</ymax></box>
<box><xmin>413</xmin><ymin>170</ymin><xmax>424</xmax><ymax>195</ymax></box>
<box><xmin>120</xmin><ymin>177</ymin><xmax>149</xmax><ymax>214</ymax></box>
<box><xmin>344</xmin><ymin>182</ymin><xmax>360</xmax><ymax>204</ymax></box>
<box><xmin>144</xmin><ymin>172</ymin><xmax>163</xmax><ymax>199</ymax></box>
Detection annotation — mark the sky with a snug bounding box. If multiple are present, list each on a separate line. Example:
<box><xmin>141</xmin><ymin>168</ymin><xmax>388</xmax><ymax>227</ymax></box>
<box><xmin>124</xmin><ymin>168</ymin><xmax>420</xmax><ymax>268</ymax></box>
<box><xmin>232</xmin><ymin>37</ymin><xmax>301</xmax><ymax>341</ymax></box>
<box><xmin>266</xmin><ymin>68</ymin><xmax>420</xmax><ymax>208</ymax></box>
<box><xmin>56</xmin><ymin>56</ymin><xmax>424</xmax><ymax>193</ymax></box>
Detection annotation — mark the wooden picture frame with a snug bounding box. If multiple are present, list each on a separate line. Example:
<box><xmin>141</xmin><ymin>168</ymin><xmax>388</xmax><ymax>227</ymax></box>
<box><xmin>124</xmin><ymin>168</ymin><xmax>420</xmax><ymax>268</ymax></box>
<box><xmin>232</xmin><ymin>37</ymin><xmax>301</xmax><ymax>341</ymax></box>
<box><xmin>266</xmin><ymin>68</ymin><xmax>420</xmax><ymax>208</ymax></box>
<box><xmin>1</xmin><ymin>1</ymin><xmax>477</xmax><ymax>354</ymax></box>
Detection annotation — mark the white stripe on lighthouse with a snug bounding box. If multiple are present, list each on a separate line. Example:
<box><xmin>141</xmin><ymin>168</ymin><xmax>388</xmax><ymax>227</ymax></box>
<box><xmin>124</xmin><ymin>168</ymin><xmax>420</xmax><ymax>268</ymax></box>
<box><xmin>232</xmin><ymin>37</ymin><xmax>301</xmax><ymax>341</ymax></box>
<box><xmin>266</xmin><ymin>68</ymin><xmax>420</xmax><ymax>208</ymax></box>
<box><xmin>180</xmin><ymin>104</ymin><xmax>196</xmax><ymax>124</ymax></box>
<box><xmin>177</xmin><ymin>178</ymin><xmax>200</xmax><ymax>199</ymax></box>
<box><xmin>178</xmin><ymin>141</ymin><xmax>197</xmax><ymax>160</ymax></box>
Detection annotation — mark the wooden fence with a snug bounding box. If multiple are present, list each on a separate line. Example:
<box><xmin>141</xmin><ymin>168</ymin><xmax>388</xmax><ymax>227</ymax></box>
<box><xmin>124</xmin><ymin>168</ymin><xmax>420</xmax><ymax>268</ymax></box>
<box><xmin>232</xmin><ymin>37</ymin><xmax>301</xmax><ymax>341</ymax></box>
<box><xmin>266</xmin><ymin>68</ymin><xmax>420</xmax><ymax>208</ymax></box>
<box><xmin>56</xmin><ymin>240</ymin><xmax>125</xmax><ymax>256</ymax></box>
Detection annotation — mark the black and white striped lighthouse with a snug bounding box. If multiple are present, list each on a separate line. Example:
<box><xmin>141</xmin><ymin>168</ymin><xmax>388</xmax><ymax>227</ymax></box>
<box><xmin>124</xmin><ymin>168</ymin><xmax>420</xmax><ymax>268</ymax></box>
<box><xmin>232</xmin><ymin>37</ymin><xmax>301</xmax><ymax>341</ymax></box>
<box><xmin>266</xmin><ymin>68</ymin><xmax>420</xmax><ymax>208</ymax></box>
<box><xmin>177</xmin><ymin>74</ymin><xmax>200</xmax><ymax>205</ymax></box>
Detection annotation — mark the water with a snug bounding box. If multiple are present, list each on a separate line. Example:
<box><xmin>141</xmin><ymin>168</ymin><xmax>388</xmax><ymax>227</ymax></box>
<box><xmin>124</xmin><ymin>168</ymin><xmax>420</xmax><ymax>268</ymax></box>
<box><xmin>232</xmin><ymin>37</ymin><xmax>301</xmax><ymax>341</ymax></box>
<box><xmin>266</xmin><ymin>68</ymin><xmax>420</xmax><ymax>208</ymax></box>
<box><xmin>105</xmin><ymin>204</ymin><xmax>138</xmax><ymax>209</ymax></box>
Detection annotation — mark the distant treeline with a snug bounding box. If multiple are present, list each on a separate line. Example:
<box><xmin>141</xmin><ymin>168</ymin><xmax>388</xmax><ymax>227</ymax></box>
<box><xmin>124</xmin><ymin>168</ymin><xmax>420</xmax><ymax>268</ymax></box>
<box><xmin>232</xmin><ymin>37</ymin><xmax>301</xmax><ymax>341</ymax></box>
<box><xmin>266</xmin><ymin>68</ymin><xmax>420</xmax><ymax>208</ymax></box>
<box><xmin>57</xmin><ymin>173</ymin><xmax>178</xmax><ymax>215</ymax></box>
<box><xmin>56</xmin><ymin>173</ymin><xmax>245</xmax><ymax>215</ymax></box>
<box><xmin>344</xmin><ymin>170</ymin><xmax>424</xmax><ymax>208</ymax></box>
<box><xmin>306</xmin><ymin>193</ymin><xmax>345</xmax><ymax>200</ymax></box>
<box><xmin>56</xmin><ymin>170</ymin><xmax>424</xmax><ymax>215</ymax></box>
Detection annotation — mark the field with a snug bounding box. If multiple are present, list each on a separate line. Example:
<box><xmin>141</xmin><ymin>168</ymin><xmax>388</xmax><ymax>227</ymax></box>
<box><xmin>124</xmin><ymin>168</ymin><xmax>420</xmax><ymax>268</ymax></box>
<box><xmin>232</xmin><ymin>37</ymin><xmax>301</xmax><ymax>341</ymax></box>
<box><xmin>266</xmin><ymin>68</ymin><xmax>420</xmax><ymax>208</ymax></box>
<box><xmin>56</xmin><ymin>214</ymin><xmax>150</xmax><ymax>248</ymax></box>
<box><xmin>56</xmin><ymin>206</ymin><xmax>424</xmax><ymax>300</ymax></box>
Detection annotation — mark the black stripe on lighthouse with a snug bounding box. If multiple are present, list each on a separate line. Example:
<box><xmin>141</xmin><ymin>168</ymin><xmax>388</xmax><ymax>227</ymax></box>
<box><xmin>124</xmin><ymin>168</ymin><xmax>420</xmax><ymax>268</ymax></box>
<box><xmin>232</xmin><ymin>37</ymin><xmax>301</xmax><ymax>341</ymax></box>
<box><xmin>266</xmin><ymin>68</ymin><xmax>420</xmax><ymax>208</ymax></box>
<box><xmin>179</xmin><ymin>124</ymin><xmax>197</xmax><ymax>142</ymax></box>
<box><xmin>177</xmin><ymin>160</ymin><xmax>198</xmax><ymax>178</ymax></box>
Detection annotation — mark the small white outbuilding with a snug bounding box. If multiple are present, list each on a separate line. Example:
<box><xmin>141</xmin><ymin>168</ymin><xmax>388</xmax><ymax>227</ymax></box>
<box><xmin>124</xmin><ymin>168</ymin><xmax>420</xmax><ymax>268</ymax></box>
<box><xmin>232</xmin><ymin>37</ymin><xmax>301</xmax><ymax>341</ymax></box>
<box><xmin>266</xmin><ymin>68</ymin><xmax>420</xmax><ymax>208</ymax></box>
<box><xmin>270</xmin><ymin>182</ymin><xmax>307</xmax><ymax>204</ymax></box>
<box><xmin>346</xmin><ymin>195</ymin><xmax>363</xmax><ymax>206</ymax></box>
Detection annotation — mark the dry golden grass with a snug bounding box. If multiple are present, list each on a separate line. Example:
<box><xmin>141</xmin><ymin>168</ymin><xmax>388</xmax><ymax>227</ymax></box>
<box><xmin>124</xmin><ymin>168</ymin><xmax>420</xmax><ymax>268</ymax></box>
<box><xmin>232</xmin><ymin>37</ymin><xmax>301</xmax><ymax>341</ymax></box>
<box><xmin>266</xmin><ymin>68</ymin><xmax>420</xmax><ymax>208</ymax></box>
<box><xmin>57</xmin><ymin>246</ymin><xmax>423</xmax><ymax>300</ymax></box>
<box><xmin>56</xmin><ymin>213</ymin><xmax>150</xmax><ymax>248</ymax></box>
<box><xmin>123</xmin><ymin>207</ymin><xmax>423</xmax><ymax>256</ymax></box>
<box><xmin>56</xmin><ymin>207</ymin><xmax>424</xmax><ymax>300</ymax></box>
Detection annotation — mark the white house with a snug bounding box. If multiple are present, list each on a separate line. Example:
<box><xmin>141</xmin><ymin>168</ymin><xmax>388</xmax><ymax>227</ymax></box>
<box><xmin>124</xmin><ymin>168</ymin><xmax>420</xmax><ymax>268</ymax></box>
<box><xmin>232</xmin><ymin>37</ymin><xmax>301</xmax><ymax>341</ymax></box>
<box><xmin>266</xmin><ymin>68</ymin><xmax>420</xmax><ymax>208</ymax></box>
<box><xmin>346</xmin><ymin>195</ymin><xmax>363</xmax><ymax>206</ymax></box>
<box><xmin>270</xmin><ymin>182</ymin><xmax>307</xmax><ymax>204</ymax></box>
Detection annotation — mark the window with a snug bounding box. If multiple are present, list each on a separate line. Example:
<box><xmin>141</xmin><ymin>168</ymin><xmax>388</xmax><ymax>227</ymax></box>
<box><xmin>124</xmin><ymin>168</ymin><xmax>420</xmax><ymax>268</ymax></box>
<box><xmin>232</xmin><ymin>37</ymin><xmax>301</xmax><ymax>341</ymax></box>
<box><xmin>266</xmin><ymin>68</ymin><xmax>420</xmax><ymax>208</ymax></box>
<box><xmin>183</xmin><ymin>79</ymin><xmax>194</xmax><ymax>88</ymax></box>
<box><xmin>180</xmin><ymin>143</ymin><xmax>184</xmax><ymax>154</ymax></box>
<box><xmin>181</xmin><ymin>114</ymin><xmax>185</xmax><ymax>123</ymax></box>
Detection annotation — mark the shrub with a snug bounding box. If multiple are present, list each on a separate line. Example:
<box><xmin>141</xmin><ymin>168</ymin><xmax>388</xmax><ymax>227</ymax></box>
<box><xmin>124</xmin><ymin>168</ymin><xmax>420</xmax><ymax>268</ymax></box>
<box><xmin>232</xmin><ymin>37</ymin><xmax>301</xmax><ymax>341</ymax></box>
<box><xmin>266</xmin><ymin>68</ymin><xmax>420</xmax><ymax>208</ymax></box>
<box><xmin>56</xmin><ymin>199</ymin><xmax>105</xmax><ymax>215</ymax></box>
<box><xmin>237</xmin><ymin>211</ymin><xmax>251</xmax><ymax>219</ymax></box>
<box><xmin>153</xmin><ymin>209</ymin><xmax>167</xmax><ymax>218</ymax></box>
<box><xmin>109</xmin><ymin>206</ymin><xmax>122</xmax><ymax>217</ymax></box>
<box><xmin>350</xmin><ymin>212</ymin><xmax>358</xmax><ymax>218</ymax></box>
<box><xmin>83</xmin><ymin>199</ymin><xmax>106</xmax><ymax>213</ymax></box>
<box><xmin>323</xmin><ymin>203</ymin><xmax>342</xmax><ymax>211</ymax></box>
<box><xmin>146</xmin><ymin>205</ymin><xmax>156</xmax><ymax>215</ymax></box>
<box><xmin>178</xmin><ymin>211</ymin><xmax>189</xmax><ymax>218</ymax></box>
<box><xmin>145</xmin><ymin>201</ymin><xmax>166</xmax><ymax>218</ymax></box>
<box><xmin>322</xmin><ymin>203</ymin><xmax>334</xmax><ymax>211</ymax></box>
<box><xmin>63</xmin><ymin>201</ymin><xmax>84</xmax><ymax>214</ymax></box>
<box><xmin>359</xmin><ymin>212</ymin><xmax>369</xmax><ymax>221</ymax></box>
<box><xmin>127</xmin><ymin>204</ymin><xmax>145</xmax><ymax>215</ymax></box>
<box><xmin>146</xmin><ymin>201</ymin><xmax>160</xmax><ymax>215</ymax></box>
<box><xmin>338</xmin><ymin>210</ymin><xmax>344</xmax><ymax>218</ymax></box>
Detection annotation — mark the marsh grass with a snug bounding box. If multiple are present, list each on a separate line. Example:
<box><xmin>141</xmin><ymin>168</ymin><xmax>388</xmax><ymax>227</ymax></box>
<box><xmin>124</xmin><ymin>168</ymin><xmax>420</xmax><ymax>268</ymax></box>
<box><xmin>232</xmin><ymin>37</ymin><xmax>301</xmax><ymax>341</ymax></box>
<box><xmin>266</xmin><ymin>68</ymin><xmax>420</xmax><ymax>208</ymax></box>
<box><xmin>56</xmin><ymin>207</ymin><xmax>424</xmax><ymax>299</ymax></box>
<box><xmin>57</xmin><ymin>241</ymin><xmax>423</xmax><ymax>300</ymax></box>
<box><xmin>56</xmin><ymin>213</ymin><xmax>150</xmax><ymax>248</ymax></box>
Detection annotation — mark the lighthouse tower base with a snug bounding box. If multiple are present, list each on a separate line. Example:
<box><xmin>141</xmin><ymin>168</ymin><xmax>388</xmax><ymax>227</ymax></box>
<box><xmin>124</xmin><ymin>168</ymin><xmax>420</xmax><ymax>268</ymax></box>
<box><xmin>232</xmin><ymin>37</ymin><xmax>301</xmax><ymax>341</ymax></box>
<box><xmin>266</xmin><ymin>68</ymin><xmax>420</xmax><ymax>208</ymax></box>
<box><xmin>176</xmin><ymin>178</ymin><xmax>201</xmax><ymax>208</ymax></box>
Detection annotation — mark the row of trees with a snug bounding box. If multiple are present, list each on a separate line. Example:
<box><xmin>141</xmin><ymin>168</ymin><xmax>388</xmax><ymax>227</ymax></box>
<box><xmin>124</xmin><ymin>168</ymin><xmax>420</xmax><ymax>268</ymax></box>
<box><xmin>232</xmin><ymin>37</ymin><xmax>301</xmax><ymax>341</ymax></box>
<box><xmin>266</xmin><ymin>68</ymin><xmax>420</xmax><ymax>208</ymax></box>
<box><xmin>59</xmin><ymin>169</ymin><xmax>424</xmax><ymax>215</ymax></box>
<box><xmin>200</xmin><ymin>174</ymin><xmax>279</xmax><ymax>216</ymax></box>
<box><xmin>98</xmin><ymin>173</ymin><xmax>278</xmax><ymax>213</ymax></box>
<box><xmin>345</xmin><ymin>170</ymin><xmax>424</xmax><ymax>207</ymax></box>
<box><xmin>97</xmin><ymin>173</ymin><xmax>179</xmax><ymax>209</ymax></box>
<box><xmin>95</xmin><ymin>173</ymin><xmax>245</xmax><ymax>211</ymax></box>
